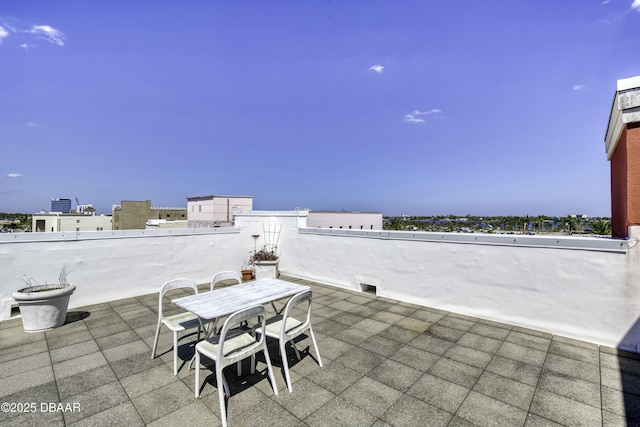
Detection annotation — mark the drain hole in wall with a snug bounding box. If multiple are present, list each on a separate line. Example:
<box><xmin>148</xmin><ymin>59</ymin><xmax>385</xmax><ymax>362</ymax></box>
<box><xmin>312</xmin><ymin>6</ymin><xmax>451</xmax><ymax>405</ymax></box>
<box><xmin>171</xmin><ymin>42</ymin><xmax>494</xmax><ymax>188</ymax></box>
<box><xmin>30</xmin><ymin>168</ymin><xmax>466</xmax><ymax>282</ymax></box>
<box><xmin>10</xmin><ymin>304</ymin><xmax>20</xmax><ymax>317</ymax></box>
<box><xmin>361</xmin><ymin>284</ymin><xmax>377</xmax><ymax>295</ymax></box>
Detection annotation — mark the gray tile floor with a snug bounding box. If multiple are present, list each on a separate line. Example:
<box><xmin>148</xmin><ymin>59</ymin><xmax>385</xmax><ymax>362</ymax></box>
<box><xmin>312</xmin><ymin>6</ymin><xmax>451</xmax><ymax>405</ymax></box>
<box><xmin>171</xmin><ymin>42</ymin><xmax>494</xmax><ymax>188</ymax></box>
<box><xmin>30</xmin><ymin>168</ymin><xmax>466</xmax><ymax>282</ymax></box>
<box><xmin>1</xmin><ymin>276</ymin><xmax>640</xmax><ymax>426</ymax></box>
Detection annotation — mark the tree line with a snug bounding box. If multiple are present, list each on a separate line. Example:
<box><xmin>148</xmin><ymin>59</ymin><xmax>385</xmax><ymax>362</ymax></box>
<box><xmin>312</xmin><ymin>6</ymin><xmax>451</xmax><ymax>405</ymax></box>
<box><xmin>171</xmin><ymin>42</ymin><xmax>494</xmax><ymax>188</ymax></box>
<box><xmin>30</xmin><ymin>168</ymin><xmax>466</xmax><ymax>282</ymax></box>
<box><xmin>384</xmin><ymin>215</ymin><xmax>612</xmax><ymax>236</ymax></box>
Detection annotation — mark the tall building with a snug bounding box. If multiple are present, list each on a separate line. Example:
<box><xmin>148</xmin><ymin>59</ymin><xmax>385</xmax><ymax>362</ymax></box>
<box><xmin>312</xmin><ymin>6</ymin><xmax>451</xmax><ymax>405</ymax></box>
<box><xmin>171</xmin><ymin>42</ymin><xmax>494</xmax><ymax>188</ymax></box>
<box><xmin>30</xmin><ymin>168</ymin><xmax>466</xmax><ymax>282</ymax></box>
<box><xmin>51</xmin><ymin>198</ymin><xmax>72</xmax><ymax>213</ymax></box>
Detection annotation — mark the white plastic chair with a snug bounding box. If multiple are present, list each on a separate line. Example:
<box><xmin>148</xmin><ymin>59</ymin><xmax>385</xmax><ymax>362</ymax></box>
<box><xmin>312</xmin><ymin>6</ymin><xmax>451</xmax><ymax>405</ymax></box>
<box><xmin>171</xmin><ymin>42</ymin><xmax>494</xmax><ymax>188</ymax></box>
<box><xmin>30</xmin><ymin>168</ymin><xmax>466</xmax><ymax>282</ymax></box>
<box><xmin>256</xmin><ymin>290</ymin><xmax>323</xmax><ymax>392</ymax></box>
<box><xmin>195</xmin><ymin>305</ymin><xmax>278</xmax><ymax>427</ymax></box>
<box><xmin>151</xmin><ymin>278</ymin><xmax>202</xmax><ymax>375</ymax></box>
<box><xmin>210</xmin><ymin>271</ymin><xmax>242</xmax><ymax>291</ymax></box>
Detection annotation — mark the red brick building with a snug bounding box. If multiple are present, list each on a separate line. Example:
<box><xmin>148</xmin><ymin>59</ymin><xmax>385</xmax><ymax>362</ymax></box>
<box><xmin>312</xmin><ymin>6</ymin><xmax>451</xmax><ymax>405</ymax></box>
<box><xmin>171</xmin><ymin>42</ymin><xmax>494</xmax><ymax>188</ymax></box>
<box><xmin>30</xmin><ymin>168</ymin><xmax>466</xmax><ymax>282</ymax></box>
<box><xmin>605</xmin><ymin>76</ymin><xmax>640</xmax><ymax>238</ymax></box>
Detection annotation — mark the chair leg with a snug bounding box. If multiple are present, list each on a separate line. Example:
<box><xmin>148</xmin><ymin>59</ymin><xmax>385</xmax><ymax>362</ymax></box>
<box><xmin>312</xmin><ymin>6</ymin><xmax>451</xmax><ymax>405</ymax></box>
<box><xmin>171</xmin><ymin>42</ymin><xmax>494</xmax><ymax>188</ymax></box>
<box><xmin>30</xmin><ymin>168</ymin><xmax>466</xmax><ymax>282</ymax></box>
<box><xmin>173</xmin><ymin>331</ymin><xmax>179</xmax><ymax>375</ymax></box>
<box><xmin>151</xmin><ymin>321</ymin><xmax>162</xmax><ymax>359</ymax></box>
<box><xmin>309</xmin><ymin>327</ymin><xmax>323</xmax><ymax>367</ymax></box>
<box><xmin>290</xmin><ymin>340</ymin><xmax>301</xmax><ymax>361</ymax></box>
<box><xmin>194</xmin><ymin>351</ymin><xmax>201</xmax><ymax>398</ymax></box>
<box><xmin>263</xmin><ymin>346</ymin><xmax>279</xmax><ymax>396</ymax></box>
<box><xmin>279</xmin><ymin>339</ymin><xmax>293</xmax><ymax>393</ymax></box>
<box><xmin>222</xmin><ymin>374</ymin><xmax>230</xmax><ymax>398</ymax></box>
<box><xmin>217</xmin><ymin>367</ymin><xmax>228</xmax><ymax>427</ymax></box>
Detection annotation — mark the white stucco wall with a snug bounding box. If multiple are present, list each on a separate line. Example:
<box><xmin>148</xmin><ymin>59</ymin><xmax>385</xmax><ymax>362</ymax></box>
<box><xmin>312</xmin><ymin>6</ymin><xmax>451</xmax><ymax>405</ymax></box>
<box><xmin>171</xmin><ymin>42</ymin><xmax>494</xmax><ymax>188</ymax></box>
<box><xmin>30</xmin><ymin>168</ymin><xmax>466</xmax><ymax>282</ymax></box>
<box><xmin>0</xmin><ymin>228</ymin><xmax>243</xmax><ymax>320</ymax></box>
<box><xmin>281</xmin><ymin>228</ymin><xmax>638</xmax><ymax>351</ymax></box>
<box><xmin>1</xmin><ymin>212</ymin><xmax>639</xmax><ymax>354</ymax></box>
<box><xmin>307</xmin><ymin>211</ymin><xmax>383</xmax><ymax>230</ymax></box>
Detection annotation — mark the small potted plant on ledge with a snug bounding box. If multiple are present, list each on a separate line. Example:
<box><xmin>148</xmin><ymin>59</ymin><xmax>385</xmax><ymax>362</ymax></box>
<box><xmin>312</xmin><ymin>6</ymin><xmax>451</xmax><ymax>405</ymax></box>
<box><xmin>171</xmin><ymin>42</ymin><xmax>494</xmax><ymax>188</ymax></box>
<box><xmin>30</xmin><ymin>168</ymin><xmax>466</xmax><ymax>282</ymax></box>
<box><xmin>241</xmin><ymin>261</ymin><xmax>254</xmax><ymax>282</ymax></box>
<box><xmin>12</xmin><ymin>266</ymin><xmax>76</xmax><ymax>332</ymax></box>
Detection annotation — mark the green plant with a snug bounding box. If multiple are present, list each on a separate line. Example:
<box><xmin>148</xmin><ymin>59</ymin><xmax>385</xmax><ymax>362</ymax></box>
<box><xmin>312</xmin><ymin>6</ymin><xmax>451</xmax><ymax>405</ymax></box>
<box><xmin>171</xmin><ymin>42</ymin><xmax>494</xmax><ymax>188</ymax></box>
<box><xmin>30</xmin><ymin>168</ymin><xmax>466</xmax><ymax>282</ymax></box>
<box><xmin>589</xmin><ymin>218</ymin><xmax>611</xmax><ymax>236</ymax></box>
<box><xmin>249</xmin><ymin>246</ymin><xmax>279</xmax><ymax>264</ymax></box>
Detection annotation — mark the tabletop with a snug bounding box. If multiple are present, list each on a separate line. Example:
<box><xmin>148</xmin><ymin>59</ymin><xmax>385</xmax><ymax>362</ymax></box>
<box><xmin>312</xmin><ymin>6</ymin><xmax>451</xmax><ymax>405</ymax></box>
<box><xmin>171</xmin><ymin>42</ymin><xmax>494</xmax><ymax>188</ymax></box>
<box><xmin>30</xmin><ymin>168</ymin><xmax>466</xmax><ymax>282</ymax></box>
<box><xmin>171</xmin><ymin>278</ymin><xmax>310</xmax><ymax>320</ymax></box>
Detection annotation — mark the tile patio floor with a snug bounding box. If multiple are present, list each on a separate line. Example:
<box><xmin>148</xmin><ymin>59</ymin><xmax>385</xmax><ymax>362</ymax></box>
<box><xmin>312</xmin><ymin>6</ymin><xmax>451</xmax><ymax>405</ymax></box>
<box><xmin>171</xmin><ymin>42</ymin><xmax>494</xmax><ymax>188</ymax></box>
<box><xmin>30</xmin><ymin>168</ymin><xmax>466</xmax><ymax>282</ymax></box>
<box><xmin>1</xmin><ymin>276</ymin><xmax>640</xmax><ymax>426</ymax></box>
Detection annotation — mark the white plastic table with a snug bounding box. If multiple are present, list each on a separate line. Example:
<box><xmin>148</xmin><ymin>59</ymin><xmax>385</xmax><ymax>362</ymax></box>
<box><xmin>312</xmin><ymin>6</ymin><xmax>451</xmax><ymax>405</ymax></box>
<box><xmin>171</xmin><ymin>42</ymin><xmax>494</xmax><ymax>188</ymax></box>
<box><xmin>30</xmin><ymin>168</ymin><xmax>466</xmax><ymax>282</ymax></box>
<box><xmin>172</xmin><ymin>278</ymin><xmax>310</xmax><ymax>322</ymax></box>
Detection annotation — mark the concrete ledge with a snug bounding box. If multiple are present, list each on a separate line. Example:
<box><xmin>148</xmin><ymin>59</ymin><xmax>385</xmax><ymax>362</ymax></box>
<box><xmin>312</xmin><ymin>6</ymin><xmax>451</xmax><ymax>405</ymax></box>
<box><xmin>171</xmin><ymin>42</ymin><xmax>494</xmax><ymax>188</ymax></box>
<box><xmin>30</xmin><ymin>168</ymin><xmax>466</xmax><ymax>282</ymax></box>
<box><xmin>0</xmin><ymin>227</ymin><xmax>239</xmax><ymax>243</ymax></box>
<box><xmin>299</xmin><ymin>227</ymin><xmax>628</xmax><ymax>253</ymax></box>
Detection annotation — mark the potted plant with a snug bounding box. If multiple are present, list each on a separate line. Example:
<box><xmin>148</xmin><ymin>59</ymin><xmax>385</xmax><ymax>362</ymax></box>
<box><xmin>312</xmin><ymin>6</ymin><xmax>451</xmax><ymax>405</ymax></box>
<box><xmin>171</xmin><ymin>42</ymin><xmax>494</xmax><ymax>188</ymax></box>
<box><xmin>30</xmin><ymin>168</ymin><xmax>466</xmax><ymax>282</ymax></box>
<box><xmin>249</xmin><ymin>224</ymin><xmax>281</xmax><ymax>280</ymax></box>
<box><xmin>250</xmin><ymin>246</ymin><xmax>279</xmax><ymax>280</ymax></box>
<box><xmin>241</xmin><ymin>261</ymin><xmax>254</xmax><ymax>282</ymax></box>
<box><xmin>12</xmin><ymin>266</ymin><xmax>76</xmax><ymax>332</ymax></box>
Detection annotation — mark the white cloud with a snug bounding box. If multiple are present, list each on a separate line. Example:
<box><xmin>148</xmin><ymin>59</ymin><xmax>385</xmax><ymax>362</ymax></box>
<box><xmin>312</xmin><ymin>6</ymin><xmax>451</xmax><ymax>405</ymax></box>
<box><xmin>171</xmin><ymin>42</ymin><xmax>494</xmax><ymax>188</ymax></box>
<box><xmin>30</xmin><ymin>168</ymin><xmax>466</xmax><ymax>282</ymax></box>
<box><xmin>0</xmin><ymin>26</ymin><xmax>8</xmax><ymax>44</ymax></box>
<box><xmin>369</xmin><ymin>64</ymin><xmax>384</xmax><ymax>74</ymax></box>
<box><xmin>573</xmin><ymin>84</ymin><xmax>585</xmax><ymax>91</ymax></box>
<box><xmin>27</xmin><ymin>122</ymin><xmax>40</xmax><ymax>127</ymax></box>
<box><xmin>20</xmin><ymin>43</ymin><xmax>35</xmax><ymax>50</ymax></box>
<box><xmin>27</xmin><ymin>24</ymin><xmax>64</xmax><ymax>46</ymax></box>
<box><xmin>404</xmin><ymin>108</ymin><xmax>442</xmax><ymax>124</ymax></box>
<box><xmin>7</xmin><ymin>173</ymin><xmax>22</xmax><ymax>178</ymax></box>
<box><xmin>404</xmin><ymin>114</ymin><xmax>425</xmax><ymax>124</ymax></box>
<box><xmin>633</xmin><ymin>0</ymin><xmax>640</xmax><ymax>11</ymax></box>
<box><xmin>412</xmin><ymin>109</ymin><xmax>441</xmax><ymax>116</ymax></box>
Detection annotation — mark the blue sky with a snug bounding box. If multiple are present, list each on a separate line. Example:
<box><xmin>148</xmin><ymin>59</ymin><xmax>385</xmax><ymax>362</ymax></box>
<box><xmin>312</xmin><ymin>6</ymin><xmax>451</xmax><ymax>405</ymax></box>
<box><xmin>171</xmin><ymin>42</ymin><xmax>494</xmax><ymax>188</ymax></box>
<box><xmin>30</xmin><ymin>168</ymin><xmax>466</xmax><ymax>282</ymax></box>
<box><xmin>1</xmin><ymin>1</ymin><xmax>640</xmax><ymax>217</ymax></box>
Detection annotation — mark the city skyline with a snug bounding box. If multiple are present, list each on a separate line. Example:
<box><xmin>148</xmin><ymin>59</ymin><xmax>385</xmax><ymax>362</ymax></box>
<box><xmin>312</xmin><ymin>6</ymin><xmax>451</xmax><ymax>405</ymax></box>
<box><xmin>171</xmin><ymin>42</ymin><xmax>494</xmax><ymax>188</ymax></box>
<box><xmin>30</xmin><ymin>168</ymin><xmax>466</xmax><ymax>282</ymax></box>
<box><xmin>2</xmin><ymin>1</ymin><xmax>640</xmax><ymax>217</ymax></box>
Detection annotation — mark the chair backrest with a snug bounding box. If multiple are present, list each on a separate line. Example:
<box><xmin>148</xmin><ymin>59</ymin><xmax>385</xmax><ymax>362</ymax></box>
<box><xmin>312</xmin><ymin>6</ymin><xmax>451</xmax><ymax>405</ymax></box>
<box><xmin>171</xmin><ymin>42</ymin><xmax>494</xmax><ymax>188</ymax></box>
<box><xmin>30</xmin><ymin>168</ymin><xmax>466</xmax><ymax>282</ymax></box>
<box><xmin>210</xmin><ymin>271</ymin><xmax>242</xmax><ymax>291</ymax></box>
<box><xmin>281</xmin><ymin>290</ymin><xmax>313</xmax><ymax>336</ymax></box>
<box><xmin>158</xmin><ymin>278</ymin><xmax>198</xmax><ymax>318</ymax></box>
<box><xmin>217</xmin><ymin>305</ymin><xmax>266</xmax><ymax>366</ymax></box>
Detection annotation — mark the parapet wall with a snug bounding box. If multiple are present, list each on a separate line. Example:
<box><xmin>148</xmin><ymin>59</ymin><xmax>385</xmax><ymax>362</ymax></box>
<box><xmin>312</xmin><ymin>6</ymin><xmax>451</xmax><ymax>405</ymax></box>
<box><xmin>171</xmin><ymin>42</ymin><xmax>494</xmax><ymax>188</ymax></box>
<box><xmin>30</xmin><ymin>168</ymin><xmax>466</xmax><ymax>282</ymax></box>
<box><xmin>1</xmin><ymin>215</ymin><xmax>638</xmax><ymax>353</ymax></box>
<box><xmin>283</xmin><ymin>227</ymin><xmax>639</xmax><ymax>352</ymax></box>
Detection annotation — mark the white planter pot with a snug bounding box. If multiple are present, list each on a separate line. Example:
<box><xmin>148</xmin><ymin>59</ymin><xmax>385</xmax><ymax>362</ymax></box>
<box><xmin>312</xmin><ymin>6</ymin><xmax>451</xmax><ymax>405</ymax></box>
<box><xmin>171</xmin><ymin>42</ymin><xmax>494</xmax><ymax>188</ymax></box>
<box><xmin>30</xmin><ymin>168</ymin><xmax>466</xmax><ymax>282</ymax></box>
<box><xmin>254</xmin><ymin>260</ymin><xmax>279</xmax><ymax>281</ymax></box>
<box><xmin>12</xmin><ymin>284</ymin><xmax>76</xmax><ymax>332</ymax></box>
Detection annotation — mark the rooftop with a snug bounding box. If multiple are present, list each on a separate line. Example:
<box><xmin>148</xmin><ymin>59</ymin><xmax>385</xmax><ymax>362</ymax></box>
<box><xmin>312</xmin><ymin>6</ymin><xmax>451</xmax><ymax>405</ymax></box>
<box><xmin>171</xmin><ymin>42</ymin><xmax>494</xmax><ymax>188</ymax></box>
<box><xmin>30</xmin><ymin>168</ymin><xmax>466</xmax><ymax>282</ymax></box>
<box><xmin>2</xmin><ymin>276</ymin><xmax>639</xmax><ymax>426</ymax></box>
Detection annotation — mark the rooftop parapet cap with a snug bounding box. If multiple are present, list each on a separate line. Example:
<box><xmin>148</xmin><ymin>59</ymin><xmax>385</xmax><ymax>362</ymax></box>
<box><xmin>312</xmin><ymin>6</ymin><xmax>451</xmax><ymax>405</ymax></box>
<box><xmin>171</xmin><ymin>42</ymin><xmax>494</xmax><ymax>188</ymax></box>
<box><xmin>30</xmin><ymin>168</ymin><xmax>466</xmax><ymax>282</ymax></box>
<box><xmin>617</xmin><ymin>75</ymin><xmax>640</xmax><ymax>92</ymax></box>
<box><xmin>605</xmin><ymin>75</ymin><xmax>640</xmax><ymax>160</ymax></box>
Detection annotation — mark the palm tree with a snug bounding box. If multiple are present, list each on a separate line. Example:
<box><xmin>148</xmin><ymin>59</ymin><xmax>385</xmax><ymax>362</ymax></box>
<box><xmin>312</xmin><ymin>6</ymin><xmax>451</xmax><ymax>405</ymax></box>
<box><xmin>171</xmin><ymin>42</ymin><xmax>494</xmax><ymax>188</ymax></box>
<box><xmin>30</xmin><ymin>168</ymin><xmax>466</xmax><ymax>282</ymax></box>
<box><xmin>386</xmin><ymin>217</ymin><xmax>404</xmax><ymax>230</ymax></box>
<box><xmin>589</xmin><ymin>219</ymin><xmax>612</xmax><ymax>236</ymax></box>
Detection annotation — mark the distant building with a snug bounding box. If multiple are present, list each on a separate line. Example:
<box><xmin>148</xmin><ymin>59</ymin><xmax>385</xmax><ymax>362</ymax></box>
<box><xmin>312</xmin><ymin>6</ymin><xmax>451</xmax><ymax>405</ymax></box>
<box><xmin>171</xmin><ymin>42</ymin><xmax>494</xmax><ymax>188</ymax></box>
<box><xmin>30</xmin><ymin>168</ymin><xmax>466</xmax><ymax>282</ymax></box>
<box><xmin>33</xmin><ymin>212</ymin><xmax>112</xmax><ymax>232</ymax></box>
<box><xmin>187</xmin><ymin>195</ymin><xmax>253</xmax><ymax>228</ymax></box>
<box><xmin>307</xmin><ymin>211</ymin><xmax>383</xmax><ymax>230</ymax></box>
<box><xmin>51</xmin><ymin>198</ymin><xmax>72</xmax><ymax>214</ymax></box>
<box><xmin>112</xmin><ymin>200</ymin><xmax>187</xmax><ymax>230</ymax></box>
<box><xmin>76</xmin><ymin>204</ymin><xmax>96</xmax><ymax>214</ymax></box>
